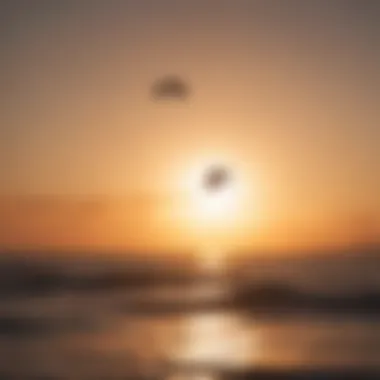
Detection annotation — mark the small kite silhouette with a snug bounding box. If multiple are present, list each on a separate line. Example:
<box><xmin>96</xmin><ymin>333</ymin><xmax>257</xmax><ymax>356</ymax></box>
<box><xmin>151</xmin><ymin>76</ymin><xmax>190</xmax><ymax>100</ymax></box>
<box><xmin>203</xmin><ymin>166</ymin><xmax>231</xmax><ymax>192</ymax></box>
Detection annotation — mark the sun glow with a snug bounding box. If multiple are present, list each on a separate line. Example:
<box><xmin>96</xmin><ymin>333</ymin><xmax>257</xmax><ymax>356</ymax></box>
<box><xmin>196</xmin><ymin>185</ymin><xmax>238</xmax><ymax>221</ymax></box>
<box><xmin>183</xmin><ymin>159</ymin><xmax>244</xmax><ymax>227</ymax></box>
<box><xmin>168</xmin><ymin>154</ymin><xmax>261</xmax><ymax>250</ymax></box>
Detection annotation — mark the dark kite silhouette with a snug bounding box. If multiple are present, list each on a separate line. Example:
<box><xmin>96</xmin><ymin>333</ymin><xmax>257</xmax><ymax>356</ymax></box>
<box><xmin>203</xmin><ymin>166</ymin><xmax>230</xmax><ymax>192</ymax></box>
<box><xmin>151</xmin><ymin>76</ymin><xmax>190</xmax><ymax>100</ymax></box>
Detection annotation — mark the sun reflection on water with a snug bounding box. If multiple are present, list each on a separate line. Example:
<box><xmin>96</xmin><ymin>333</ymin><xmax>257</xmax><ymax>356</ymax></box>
<box><xmin>168</xmin><ymin>373</ymin><xmax>217</xmax><ymax>380</ymax></box>
<box><xmin>174</xmin><ymin>311</ymin><xmax>255</xmax><ymax>369</ymax></box>
<box><xmin>167</xmin><ymin>249</ymin><xmax>258</xmax><ymax>380</ymax></box>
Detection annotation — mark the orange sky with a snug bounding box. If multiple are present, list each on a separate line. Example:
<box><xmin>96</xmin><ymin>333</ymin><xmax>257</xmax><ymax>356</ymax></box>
<box><xmin>1</xmin><ymin>2</ymin><xmax>380</xmax><ymax>253</ymax></box>
<box><xmin>0</xmin><ymin>192</ymin><xmax>377</xmax><ymax>253</ymax></box>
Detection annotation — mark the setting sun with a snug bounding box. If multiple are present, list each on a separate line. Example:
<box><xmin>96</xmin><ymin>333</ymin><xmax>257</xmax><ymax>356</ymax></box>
<box><xmin>194</xmin><ymin>170</ymin><xmax>239</xmax><ymax>222</ymax></box>
<box><xmin>180</xmin><ymin>158</ymin><xmax>245</xmax><ymax>227</ymax></box>
<box><xmin>163</xmin><ymin>153</ymin><xmax>264</xmax><ymax>251</ymax></box>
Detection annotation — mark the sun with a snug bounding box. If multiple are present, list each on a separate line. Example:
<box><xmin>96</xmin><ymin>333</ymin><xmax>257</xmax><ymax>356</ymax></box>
<box><xmin>197</xmin><ymin>180</ymin><xmax>237</xmax><ymax>221</ymax></box>
<box><xmin>171</xmin><ymin>154</ymin><xmax>259</xmax><ymax>249</ymax></box>
<box><xmin>184</xmin><ymin>160</ymin><xmax>243</xmax><ymax>227</ymax></box>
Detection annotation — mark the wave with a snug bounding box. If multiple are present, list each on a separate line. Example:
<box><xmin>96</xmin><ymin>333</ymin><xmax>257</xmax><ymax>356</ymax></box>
<box><xmin>0</xmin><ymin>257</ymin><xmax>194</xmax><ymax>297</ymax></box>
<box><xmin>231</xmin><ymin>282</ymin><xmax>380</xmax><ymax>314</ymax></box>
<box><xmin>0</xmin><ymin>255</ymin><xmax>379</xmax><ymax>315</ymax></box>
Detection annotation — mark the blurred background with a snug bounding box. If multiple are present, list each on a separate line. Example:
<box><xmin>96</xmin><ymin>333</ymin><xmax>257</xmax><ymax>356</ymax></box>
<box><xmin>1</xmin><ymin>1</ymin><xmax>379</xmax><ymax>379</ymax></box>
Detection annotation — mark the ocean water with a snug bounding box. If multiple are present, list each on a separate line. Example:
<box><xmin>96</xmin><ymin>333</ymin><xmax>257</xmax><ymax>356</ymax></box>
<box><xmin>0</xmin><ymin>251</ymin><xmax>379</xmax><ymax>379</ymax></box>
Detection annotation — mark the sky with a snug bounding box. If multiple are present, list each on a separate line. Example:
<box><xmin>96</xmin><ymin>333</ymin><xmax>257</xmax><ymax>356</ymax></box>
<box><xmin>1</xmin><ymin>0</ymin><xmax>380</xmax><ymax>253</ymax></box>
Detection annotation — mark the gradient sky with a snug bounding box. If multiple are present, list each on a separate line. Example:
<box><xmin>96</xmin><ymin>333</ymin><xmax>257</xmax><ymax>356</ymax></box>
<box><xmin>1</xmin><ymin>1</ymin><xmax>379</xmax><ymax>252</ymax></box>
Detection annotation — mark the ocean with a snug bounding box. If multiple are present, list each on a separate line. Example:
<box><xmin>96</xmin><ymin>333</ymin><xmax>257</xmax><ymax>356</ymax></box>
<box><xmin>0</xmin><ymin>250</ymin><xmax>379</xmax><ymax>379</ymax></box>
